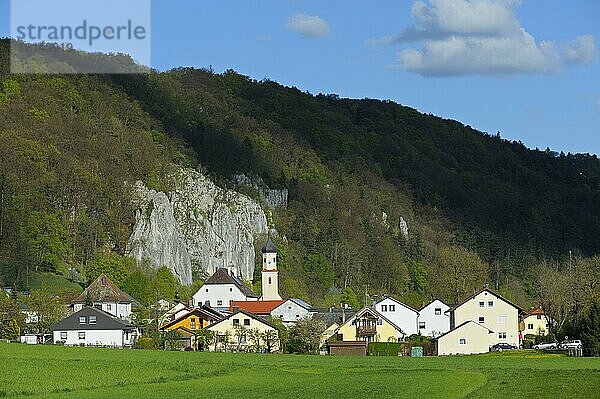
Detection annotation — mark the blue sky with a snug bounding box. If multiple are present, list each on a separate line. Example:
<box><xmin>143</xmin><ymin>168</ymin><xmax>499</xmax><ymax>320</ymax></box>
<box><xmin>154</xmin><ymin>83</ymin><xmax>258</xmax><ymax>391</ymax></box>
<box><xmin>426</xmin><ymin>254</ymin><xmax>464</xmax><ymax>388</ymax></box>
<box><xmin>1</xmin><ymin>0</ymin><xmax>599</xmax><ymax>155</ymax></box>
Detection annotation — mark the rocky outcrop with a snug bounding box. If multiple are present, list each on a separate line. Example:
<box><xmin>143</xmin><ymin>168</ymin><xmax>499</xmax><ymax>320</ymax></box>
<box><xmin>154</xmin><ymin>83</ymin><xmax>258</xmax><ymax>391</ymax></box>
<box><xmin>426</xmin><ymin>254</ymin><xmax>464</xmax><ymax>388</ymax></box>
<box><xmin>232</xmin><ymin>174</ymin><xmax>288</xmax><ymax>210</ymax></box>
<box><xmin>128</xmin><ymin>168</ymin><xmax>269</xmax><ymax>285</ymax></box>
<box><xmin>129</xmin><ymin>182</ymin><xmax>193</xmax><ymax>284</ymax></box>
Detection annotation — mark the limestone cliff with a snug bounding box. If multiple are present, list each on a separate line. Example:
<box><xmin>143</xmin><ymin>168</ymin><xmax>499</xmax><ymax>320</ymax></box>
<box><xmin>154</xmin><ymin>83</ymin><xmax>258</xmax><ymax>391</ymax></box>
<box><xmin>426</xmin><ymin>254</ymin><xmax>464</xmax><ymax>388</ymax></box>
<box><xmin>128</xmin><ymin>168</ymin><xmax>269</xmax><ymax>285</ymax></box>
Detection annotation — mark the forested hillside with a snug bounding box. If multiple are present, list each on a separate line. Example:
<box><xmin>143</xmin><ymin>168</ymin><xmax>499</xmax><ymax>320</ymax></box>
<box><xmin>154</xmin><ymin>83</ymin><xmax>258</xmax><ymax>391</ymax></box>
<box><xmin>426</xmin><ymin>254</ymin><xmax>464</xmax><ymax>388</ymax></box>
<box><xmin>1</xmin><ymin>40</ymin><xmax>599</xmax><ymax>322</ymax></box>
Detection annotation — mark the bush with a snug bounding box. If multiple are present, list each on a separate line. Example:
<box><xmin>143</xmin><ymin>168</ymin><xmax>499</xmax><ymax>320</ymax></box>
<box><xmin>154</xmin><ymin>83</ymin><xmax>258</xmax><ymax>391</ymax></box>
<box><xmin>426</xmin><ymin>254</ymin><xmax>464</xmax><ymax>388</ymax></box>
<box><xmin>134</xmin><ymin>337</ymin><xmax>159</xmax><ymax>350</ymax></box>
<box><xmin>368</xmin><ymin>342</ymin><xmax>401</xmax><ymax>356</ymax></box>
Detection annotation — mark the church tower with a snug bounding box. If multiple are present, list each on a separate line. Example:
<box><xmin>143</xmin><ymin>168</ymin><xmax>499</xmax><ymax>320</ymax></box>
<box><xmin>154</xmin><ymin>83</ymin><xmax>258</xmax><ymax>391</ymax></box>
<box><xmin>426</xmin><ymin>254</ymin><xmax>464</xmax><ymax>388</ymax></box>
<box><xmin>261</xmin><ymin>237</ymin><xmax>281</xmax><ymax>300</ymax></box>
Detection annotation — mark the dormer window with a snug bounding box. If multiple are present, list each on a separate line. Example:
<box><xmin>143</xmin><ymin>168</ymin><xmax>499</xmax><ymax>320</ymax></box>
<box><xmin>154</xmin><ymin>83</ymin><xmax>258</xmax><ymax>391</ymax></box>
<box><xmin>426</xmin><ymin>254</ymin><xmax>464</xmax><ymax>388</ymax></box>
<box><xmin>79</xmin><ymin>316</ymin><xmax>86</xmax><ymax>324</ymax></box>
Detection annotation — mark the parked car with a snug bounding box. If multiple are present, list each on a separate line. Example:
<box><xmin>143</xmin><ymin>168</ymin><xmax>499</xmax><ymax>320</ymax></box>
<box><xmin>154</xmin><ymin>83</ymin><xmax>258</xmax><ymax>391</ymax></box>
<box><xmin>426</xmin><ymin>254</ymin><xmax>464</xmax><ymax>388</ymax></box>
<box><xmin>490</xmin><ymin>343</ymin><xmax>518</xmax><ymax>352</ymax></box>
<box><xmin>558</xmin><ymin>340</ymin><xmax>582</xmax><ymax>349</ymax></box>
<box><xmin>533</xmin><ymin>342</ymin><xmax>557</xmax><ymax>350</ymax></box>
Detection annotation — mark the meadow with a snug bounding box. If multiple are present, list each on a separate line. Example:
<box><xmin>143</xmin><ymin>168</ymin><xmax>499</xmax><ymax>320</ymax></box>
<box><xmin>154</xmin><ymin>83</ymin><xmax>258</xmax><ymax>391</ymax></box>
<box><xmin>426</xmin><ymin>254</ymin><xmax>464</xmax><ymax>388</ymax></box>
<box><xmin>1</xmin><ymin>343</ymin><xmax>599</xmax><ymax>398</ymax></box>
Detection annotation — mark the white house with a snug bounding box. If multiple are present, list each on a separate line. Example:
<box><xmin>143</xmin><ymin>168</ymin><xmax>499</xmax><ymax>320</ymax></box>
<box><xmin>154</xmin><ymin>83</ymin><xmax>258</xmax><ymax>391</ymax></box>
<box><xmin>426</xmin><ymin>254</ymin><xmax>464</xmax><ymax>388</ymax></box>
<box><xmin>436</xmin><ymin>321</ymin><xmax>495</xmax><ymax>355</ymax></box>
<box><xmin>418</xmin><ymin>299</ymin><xmax>450</xmax><ymax>338</ymax></box>
<box><xmin>375</xmin><ymin>296</ymin><xmax>419</xmax><ymax>337</ymax></box>
<box><xmin>192</xmin><ymin>268</ymin><xmax>258</xmax><ymax>310</ymax></box>
<box><xmin>271</xmin><ymin>298</ymin><xmax>315</xmax><ymax>326</ymax></box>
<box><xmin>71</xmin><ymin>274</ymin><xmax>139</xmax><ymax>321</ymax></box>
<box><xmin>449</xmin><ymin>288</ymin><xmax>522</xmax><ymax>349</ymax></box>
<box><xmin>51</xmin><ymin>307</ymin><xmax>138</xmax><ymax>348</ymax></box>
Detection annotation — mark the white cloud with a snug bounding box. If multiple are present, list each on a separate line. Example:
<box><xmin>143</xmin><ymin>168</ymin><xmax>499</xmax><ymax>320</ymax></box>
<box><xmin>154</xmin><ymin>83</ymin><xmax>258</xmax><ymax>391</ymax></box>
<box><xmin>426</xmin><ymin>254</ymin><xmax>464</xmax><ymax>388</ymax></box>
<box><xmin>387</xmin><ymin>0</ymin><xmax>597</xmax><ymax>76</ymax></box>
<box><xmin>286</xmin><ymin>13</ymin><xmax>330</xmax><ymax>38</ymax></box>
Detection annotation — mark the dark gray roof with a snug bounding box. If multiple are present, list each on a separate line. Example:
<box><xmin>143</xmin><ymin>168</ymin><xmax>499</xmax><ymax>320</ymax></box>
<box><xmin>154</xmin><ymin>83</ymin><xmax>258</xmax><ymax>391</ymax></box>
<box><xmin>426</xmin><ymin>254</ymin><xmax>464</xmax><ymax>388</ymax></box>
<box><xmin>313</xmin><ymin>308</ymin><xmax>358</xmax><ymax>327</ymax></box>
<box><xmin>289</xmin><ymin>298</ymin><xmax>313</xmax><ymax>310</ymax></box>
<box><xmin>204</xmin><ymin>268</ymin><xmax>258</xmax><ymax>298</ymax></box>
<box><xmin>51</xmin><ymin>307</ymin><xmax>135</xmax><ymax>331</ymax></box>
<box><xmin>261</xmin><ymin>237</ymin><xmax>277</xmax><ymax>253</ymax></box>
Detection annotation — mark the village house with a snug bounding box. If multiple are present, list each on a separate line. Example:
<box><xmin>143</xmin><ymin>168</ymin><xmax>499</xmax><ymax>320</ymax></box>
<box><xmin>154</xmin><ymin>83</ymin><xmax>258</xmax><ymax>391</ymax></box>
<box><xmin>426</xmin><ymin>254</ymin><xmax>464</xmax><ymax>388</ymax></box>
<box><xmin>436</xmin><ymin>287</ymin><xmax>523</xmax><ymax>355</ymax></box>
<box><xmin>270</xmin><ymin>298</ymin><xmax>315</xmax><ymax>326</ymax></box>
<box><xmin>328</xmin><ymin>306</ymin><xmax>405</xmax><ymax>345</ymax></box>
<box><xmin>191</xmin><ymin>268</ymin><xmax>258</xmax><ymax>310</ymax></box>
<box><xmin>159</xmin><ymin>307</ymin><xmax>222</xmax><ymax>349</ymax></box>
<box><xmin>522</xmin><ymin>307</ymin><xmax>550</xmax><ymax>336</ymax></box>
<box><xmin>206</xmin><ymin>309</ymin><xmax>280</xmax><ymax>352</ymax></box>
<box><xmin>418</xmin><ymin>299</ymin><xmax>450</xmax><ymax>338</ymax></box>
<box><xmin>51</xmin><ymin>307</ymin><xmax>137</xmax><ymax>348</ymax></box>
<box><xmin>375</xmin><ymin>296</ymin><xmax>419</xmax><ymax>337</ymax></box>
<box><xmin>71</xmin><ymin>274</ymin><xmax>139</xmax><ymax>321</ymax></box>
<box><xmin>436</xmin><ymin>321</ymin><xmax>495</xmax><ymax>356</ymax></box>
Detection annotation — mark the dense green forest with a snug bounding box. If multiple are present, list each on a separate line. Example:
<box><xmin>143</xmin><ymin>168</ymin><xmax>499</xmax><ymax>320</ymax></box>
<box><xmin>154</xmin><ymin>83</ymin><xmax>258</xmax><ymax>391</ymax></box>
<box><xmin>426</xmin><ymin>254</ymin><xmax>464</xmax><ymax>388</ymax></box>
<box><xmin>1</xmin><ymin>40</ymin><xmax>599</xmax><ymax>342</ymax></box>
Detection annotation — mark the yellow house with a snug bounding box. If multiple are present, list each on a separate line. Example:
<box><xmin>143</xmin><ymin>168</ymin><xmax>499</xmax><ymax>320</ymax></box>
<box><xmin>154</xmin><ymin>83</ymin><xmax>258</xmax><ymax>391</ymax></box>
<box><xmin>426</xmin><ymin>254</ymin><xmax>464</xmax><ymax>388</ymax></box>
<box><xmin>207</xmin><ymin>310</ymin><xmax>280</xmax><ymax>352</ymax></box>
<box><xmin>449</xmin><ymin>288</ymin><xmax>523</xmax><ymax>349</ymax></box>
<box><xmin>330</xmin><ymin>307</ymin><xmax>405</xmax><ymax>344</ymax></box>
<box><xmin>160</xmin><ymin>308</ymin><xmax>222</xmax><ymax>348</ymax></box>
<box><xmin>522</xmin><ymin>307</ymin><xmax>550</xmax><ymax>336</ymax></box>
<box><xmin>436</xmin><ymin>321</ymin><xmax>495</xmax><ymax>355</ymax></box>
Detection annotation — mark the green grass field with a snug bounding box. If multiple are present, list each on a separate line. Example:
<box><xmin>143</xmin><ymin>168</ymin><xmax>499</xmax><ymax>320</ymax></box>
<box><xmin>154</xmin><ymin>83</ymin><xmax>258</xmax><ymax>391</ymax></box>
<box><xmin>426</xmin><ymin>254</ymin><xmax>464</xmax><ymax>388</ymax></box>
<box><xmin>1</xmin><ymin>344</ymin><xmax>599</xmax><ymax>398</ymax></box>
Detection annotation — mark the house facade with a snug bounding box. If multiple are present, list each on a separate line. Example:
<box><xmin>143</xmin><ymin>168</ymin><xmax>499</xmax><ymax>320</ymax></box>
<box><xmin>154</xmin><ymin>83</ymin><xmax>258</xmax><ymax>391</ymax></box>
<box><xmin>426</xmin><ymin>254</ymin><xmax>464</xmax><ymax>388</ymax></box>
<box><xmin>332</xmin><ymin>307</ymin><xmax>404</xmax><ymax>343</ymax></box>
<box><xmin>522</xmin><ymin>307</ymin><xmax>550</xmax><ymax>336</ymax></box>
<box><xmin>436</xmin><ymin>321</ymin><xmax>495</xmax><ymax>355</ymax></box>
<box><xmin>192</xmin><ymin>268</ymin><xmax>258</xmax><ymax>310</ymax></box>
<box><xmin>375</xmin><ymin>296</ymin><xmax>419</xmax><ymax>337</ymax></box>
<box><xmin>418</xmin><ymin>299</ymin><xmax>450</xmax><ymax>338</ymax></box>
<box><xmin>71</xmin><ymin>274</ymin><xmax>138</xmax><ymax>321</ymax></box>
<box><xmin>160</xmin><ymin>308</ymin><xmax>221</xmax><ymax>349</ymax></box>
<box><xmin>271</xmin><ymin>298</ymin><xmax>315</xmax><ymax>326</ymax></box>
<box><xmin>450</xmin><ymin>288</ymin><xmax>522</xmax><ymax>348</ymax></box>
<box><xmin>51</xmin><ymin>307</ymin><xmax>137</xmax><ymax>348</ymax></box>
<box><xmin>207</xmin><ymin>310</ymin><xmax>280</xmax><ymax>352</ymax></box>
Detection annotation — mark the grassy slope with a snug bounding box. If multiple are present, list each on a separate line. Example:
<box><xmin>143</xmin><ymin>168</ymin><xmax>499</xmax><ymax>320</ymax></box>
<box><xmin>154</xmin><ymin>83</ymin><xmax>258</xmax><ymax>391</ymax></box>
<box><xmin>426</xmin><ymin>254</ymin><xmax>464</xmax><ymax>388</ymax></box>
<box><xmin>1</xmin><ymin>344</ymin><xmax>599</xmax><ymax>399</ymax></box>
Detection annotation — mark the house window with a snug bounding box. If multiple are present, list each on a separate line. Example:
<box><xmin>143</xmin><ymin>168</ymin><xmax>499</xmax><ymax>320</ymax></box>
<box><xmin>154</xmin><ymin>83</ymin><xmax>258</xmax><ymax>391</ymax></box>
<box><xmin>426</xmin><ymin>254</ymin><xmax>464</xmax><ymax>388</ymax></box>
<box><xmin>537</xmin><ymin>315</ymin><xmax>542</xmax><ymax>320</ymax></box>
<box><xmin>296</xmin><ymin>315</ymin><xmax>300</xmax><ymax>319</ymax></box>
<box><xmin>205</xmin><ymin>288</ymin><xmax>209</xmax><ymax>292</ymax></box>
<box><xmin>106</xmin><ymin>304</ymin><xmax>111</xmax><ymax>311</ymax></box>
<box><xmin>243</xmin><ymin>319</ymin><xmax>250</xmax><ymax>326</ymax></box>
<box><xmin>419</xmin><ymin>322</ymin><xmax>426</xmax><ymax>329</ymax></box>
<box><xmin>435</xmin><ymin>308</ymin><xmax>442</xmax><ymax>315</ymax></box>
<box><xmin>389</xmin><ymin>305</ymin><xmax>395</xmax><ymax>312</ymax></box>
<box><xmin>79</xmin><ymin>316</ymin><xmax>86</xmax><ymax>324</ymax></box>
<box><xmin>190</xmin><ymin>318</ymin><xmax>196</xmax><ymax>329</ymax></box>
<box><xmin>233</xmin><ymin>319</ymin><xmax>240</xmax><ymax>326</ymax></box>
<box><xmin>381</xmin><ymin>305</ymin><xmax>388</xmax><ymax>312</ymax></box>
<box><xmin>217</xmin><ymin>300</ymin><xmax>223</xmax><ymax>306</ymax></box>
<box><xmin>498</xmin><ymin>332</ymin><xmax>507</xmax><ymax>339</ymax></box>
<box><xmin>478</xmin><ymin>316</ymin><xmax>485</xmax><ymax>324</ymax></box>
<box><xmin>60</xmin><ymin>332</ymin><xmax>67</xmax><ymax>340</ymax></box>
<box><xmin>78</xmin><ymin>332</ymin><xmax>85</xmax><ymax>340</ymax></box>
<box><xmin>268</xmin><ymin>277</ymin><xmax>272</xmax><ymax>285</ymax></box>
<box><xmin>238</xmin><ymin>333</ymin><xmax>247</xmax><ymax>344</ymax></box>
<box><xmin>479</xmin><ymin>301</ymin><xmax>485</xmax><ymax>308</ymax></box>
<box><xmin>497</xmin><ymin>316</ymin><xmax>507</xmax><ymax>324</ymax></box>
<box><xmin>89</xmin><ymin>316</ymin><xmax>97</xmax><ymax>325</ymax></box>
<box><xmin>488</xmin><ymin>301</ymin><xmax>494</xmax><ymax>307</ymax></box>
<box><xmin>230</xmin><ymin>288</ymin><xmax>233</xmax><ymax>292</ymax></box>
<box><xmin>527</xmin><ymin>323</ymin><xmax>534</xmax><ymax>330</ymax></box>
<box><xmin>459</xmin><ymin>338</ymin><xmax>467</xmax><ymax>345</ymax></box>
<box><xmin>377</xmin><ymin>319</ymin><xmax>383</xmax><ymax>325</ymax></box>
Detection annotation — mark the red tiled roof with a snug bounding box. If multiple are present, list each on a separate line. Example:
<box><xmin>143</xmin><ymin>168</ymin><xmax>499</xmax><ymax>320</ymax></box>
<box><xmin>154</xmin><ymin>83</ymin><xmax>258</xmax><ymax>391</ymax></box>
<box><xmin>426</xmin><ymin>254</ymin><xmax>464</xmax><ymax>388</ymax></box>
<box><xmin>228</xmin><ymin>300</ymin><xmax>285</xmax><ymax>315</ymax></box>
<box><xmin>526</xmin><ymin>307</ymin><xmax>545</xmax><ymax>316</ymax></box>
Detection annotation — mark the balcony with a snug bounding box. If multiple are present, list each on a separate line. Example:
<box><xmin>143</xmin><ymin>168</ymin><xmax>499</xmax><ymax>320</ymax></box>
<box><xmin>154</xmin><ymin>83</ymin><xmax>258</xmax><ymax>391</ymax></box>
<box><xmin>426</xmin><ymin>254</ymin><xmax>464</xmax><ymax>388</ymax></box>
<box><xmin>357</xmin><ymin>326</ymin><xmax>377</xmax><ymax>337</ymax></box>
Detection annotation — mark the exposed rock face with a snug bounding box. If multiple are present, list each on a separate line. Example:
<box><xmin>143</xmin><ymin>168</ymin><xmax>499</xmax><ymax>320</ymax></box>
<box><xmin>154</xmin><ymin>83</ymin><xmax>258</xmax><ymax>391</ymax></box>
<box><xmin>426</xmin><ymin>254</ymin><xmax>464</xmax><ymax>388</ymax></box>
<box><xmin>399</xmin><ymin>217</ymin><xmax>409</xmax><ymax>238</ymax></box>
<box><xmin>128</xmin><ymin>168</ymin><xmax>269</xmax><ymax>285</ymax></box>
<box><xmin>129</xmin><ymin>182</ymin><xmax>192</xmax><ymax>284</ymax></box>
<box><xmin>232</xmin><ymin>174</ymin><xmax>288</xmax><ymax>210</ymax></box>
